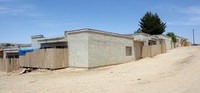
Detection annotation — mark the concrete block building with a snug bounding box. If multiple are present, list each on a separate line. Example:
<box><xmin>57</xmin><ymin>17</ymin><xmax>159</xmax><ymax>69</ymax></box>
<box><xmin>126</xmin><ymin>33</ymin><xmax>162</xmax><ymax>46</ymax></box>
<box><xmin>3</xmin><ymin>48</ymin><xmax>19</xmax><ymax>58</ymax></box>
<box><xmin>66</xmin><ymin>29</ymin><xmax>135</xmax><ymax>68</ymax></box>
<box><xmin>126</xmin><ymin>33</ymin><xmax>151</xmax><ymax>46</ymax></box>
<box><xmin>175</xmin><ymin>36</ymin><xmax>185</xmax><ymax>47</ymax></box>
<box><xmin>151</xmin><ymin>35</ymin><xmax>172</xmax><ymax>50</ymax></box>
<box><xmin>0</xmin><ymin>44</ymin><xmax>31</xmax><ymax>59</ymax></box>
<box><xmin>31</xmin><ymin>35</ymin><xmax>68</xmax><ymax>49</ymax></box>
<box><xmin>31</xmin><ymin>29</ymin><xmax>136</xmax><ymax>68</ymax></box>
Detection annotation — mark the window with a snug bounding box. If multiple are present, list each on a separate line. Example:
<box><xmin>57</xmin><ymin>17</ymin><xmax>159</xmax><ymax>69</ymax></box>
<box><xmin>160</xmin><ymin>41</ymin><xmax>162</xmax><ymax>44</ymax></box>
<box><xmin>126</xmin><ymin>46</ymin><xmax>132</xmax><ymax>56</ymax></box>
<box><xmin>163</xmin><ymin>40</ymin><xmax>166</xmax><ymax>44</ymax></box>
<box><xmin>56</xmin><ymin>45</ymin><xmax>68</xmax><ymax>48</ymax></box>
<box><xmin>6</xmin><ymin>54</ymin><xmax>19</xmax><ymax>58</ymax></box>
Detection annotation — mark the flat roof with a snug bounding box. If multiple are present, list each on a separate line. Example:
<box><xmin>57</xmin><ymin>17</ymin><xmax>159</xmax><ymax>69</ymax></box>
<box><xmin>152</xmin><ymin>34</ymin><xmax>171</xmax><ymax>39</ymax></box>
<box><xmin>37</xmin><ymin>36</ymin><xmax>67</xmax><ymax>43</ymax></box>
<box><xmin>66</xmin><ymin>28</ymin><xmax>134</xmax><ymax>39</ymax></box>
<box><xmin>37</xmin><ymin>36</ymin><xmax>66</xmax><ymax>41</ymax></box>
<box><xmin>3</xmin><ymin>48</ymin><xmax>19</xmax><ymax>51</ymax></box>
<box><xmin>125</xmin><ymin>33</ymin><xmax>150</xmax><ymax>37</ymax></box>
<box><xmin>134</xmin><ymin>32</ymin><xmax>150</xmax><ymax>36</ymax></box>
<box><xmin>134</xmin><ymin>40</ymin><xmax>145</xmax><ymax>42</ymax></box>
<box><xmin>175</xmin><ymin>35</ymin><xmax>186</xmax><ymax>39</ymax></box>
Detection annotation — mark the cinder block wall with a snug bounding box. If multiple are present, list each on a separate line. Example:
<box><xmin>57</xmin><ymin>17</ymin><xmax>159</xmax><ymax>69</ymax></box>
<box><xmin>87</xmin><ymin>32</ymin><xmax>135</xmax><ymax>68</ymax></box>
<box><xmin>67</xmin><ymin>32</ymin><xmax>89</xmax><ymax>67</ymax></box>
<box><xmin>67</xmin><ymin>31</ymin><xmax>135</xmax><ymax>68</ymax></box>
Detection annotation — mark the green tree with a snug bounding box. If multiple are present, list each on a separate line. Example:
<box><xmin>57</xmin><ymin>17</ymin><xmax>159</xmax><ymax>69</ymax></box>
<box><xmin>166</xmin><ymin>32</ymin><xmax>177</xmax><ymax>42</ymax></box>
<box><xmin>139</xmin><ymin>11</ymin><xmax>166</xmax><ymax>35</ymax></box>
<box><xmin>6</xmin><ymin>43</ymin><xmax>11</xmax><ymax>46</ymax></box>
<box><xmin>134</xmin><ymin>28</ymin><xmax>142</xmax><ymax>34</ymax></box>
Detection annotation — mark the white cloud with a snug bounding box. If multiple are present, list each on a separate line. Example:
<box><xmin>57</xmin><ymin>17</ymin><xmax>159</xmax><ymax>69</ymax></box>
<box><xmin>167</xmin><ymin>21</ymin><xmax>200</xmax><ymax>26</ymax></box>
<box><xmin>189</xmin><ymin>16</ymin><xmax>200</xmax><ymax>22</ymax></box>
<box><xmin>0</xmin><ymin>6</ymin><xmax>23</xmax><ymax>15</ymax></box>
<box><xmin>0</xmin><ymin>3</ymin><xmax>42</xmax><ymax>16</ymax></box>
<box><xmin>159</xmin><ymin>5</ymin><xmax>200</xmax><ymax>26</ymax></box>
<box><xmin>182</xmin><ymin>6</ymin><xmax>200</xmax><ymax>15</ymax></box>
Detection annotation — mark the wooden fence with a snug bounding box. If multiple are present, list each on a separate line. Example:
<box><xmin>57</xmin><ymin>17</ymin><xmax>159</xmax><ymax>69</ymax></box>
<box><xmin>0</xmin><ymin>58</ymin><xmax>20</xmax><ymax>72</ymax></box>
<box><xmin>182</xmin><ymin>42</ymin><xmax>192</xmax><ymax>46</ymax></box>
<box><xmin>142</xmin><ymin>44</ymin><xmax>166</xmax><ymax>58</ymax></box>
<box><xmin>161</xmin><ymin>44</ymin><xmax>166</xmax><ymax>53</ymax></box>
<box><xmin>19</xmin><ymin>48</ymin><xmax>68</xmax><ymax>69</ymax></box>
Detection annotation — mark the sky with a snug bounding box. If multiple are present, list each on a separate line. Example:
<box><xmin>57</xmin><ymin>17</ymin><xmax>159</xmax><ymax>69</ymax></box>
<box><xmin>0</xmin><ymin>0</ymin><xmax>199</xmax><ymax>44</ymax></box>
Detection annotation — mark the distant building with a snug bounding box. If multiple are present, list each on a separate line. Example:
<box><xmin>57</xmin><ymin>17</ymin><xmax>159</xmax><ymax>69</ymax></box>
<box><xmin>3</xmin><ymin>48</ymin><xmax>19</xmax><ymax>58</ymax></box>
<box><xmin>0</xmin><ymin>43</ymin><xmax>31</xmax><ymax>59</ymax></box>
<box><xmin>151</xmin><ymin>35</ymin><xmax>172</xmax><ymax>50</ymax></box>
<box><xmin>31</xmin><ymin>35</ymin><xmax>67</xmax><ymax>49</ymax></box>
<box><xmin>126</xmin><ymin>33</ymin><xmax>156</xmax><ymax>46</ymax></box>
<box><xmin>126</xmin><ymin>33</ymin><xmax>173</xmax><ymax>50</ymax></box>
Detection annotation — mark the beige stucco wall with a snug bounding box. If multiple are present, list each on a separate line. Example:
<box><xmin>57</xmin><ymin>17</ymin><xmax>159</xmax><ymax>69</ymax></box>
<box><xmin>67</xmin><ymin>31</ymin><xmax>135</xmax><ymax>68</ymax></box>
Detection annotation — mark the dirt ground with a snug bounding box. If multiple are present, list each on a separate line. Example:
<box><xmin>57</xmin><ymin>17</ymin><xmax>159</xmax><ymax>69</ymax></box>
<box><xmin>0</xmin><ymin>46</ymin><xmax>200</xmax><ymax>93</ymax></box>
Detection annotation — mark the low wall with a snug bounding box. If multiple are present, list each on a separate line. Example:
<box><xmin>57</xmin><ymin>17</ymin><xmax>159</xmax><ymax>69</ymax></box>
<box><xmin>151</xmin><ymin>44</ymin><xmax>161</xmax><ymax>57</ymax></box>
<box><xmin>142</xmin><ymin>44</ymin><xmax>166</xmax><ymax>58</ymax></box>
<box><xmin>19</xmin><ymin>48</ymin><xmax>68</xmax><ymax>69</ymax></box>
<box><xmin>142</xmin><ymin>46</ymin><xmax>151</xmax><ymax>58</ymax></box>
<box><xmin>0</xmin><ymin>58</ymin><xmax>20</xmax><ymax>72</ymax></box>
<box><xmin>161</xmin><ymin>44</ymin><xmax>167</xmax><ymax>53</ymax></box>
<box><xmin>182</xmin><ymin>42</ymin><xmax>192</xmax><ymax>46</ymax></box>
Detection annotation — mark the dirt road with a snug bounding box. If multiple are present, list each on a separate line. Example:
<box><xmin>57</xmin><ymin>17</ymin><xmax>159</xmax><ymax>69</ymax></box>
<box><xmin>0</xmin><ymin>46</ymin><xmax>200</xmax><ymax>93</ymax></box>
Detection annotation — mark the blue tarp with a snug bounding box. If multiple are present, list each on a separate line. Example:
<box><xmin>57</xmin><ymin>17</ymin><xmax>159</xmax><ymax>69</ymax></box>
<box><xmin>19</xmin><ymin>48</ymin><xmax>39</xmax><ymax>56</ymax></box>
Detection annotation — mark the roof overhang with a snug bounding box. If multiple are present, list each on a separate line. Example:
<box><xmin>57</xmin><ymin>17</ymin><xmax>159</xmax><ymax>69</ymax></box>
<box><xmin>3</xmin><ymin>48</ymin><xmax>19</xmax><ymax>53</ymax></box>
<box><xmin>37</xmin><ymin>36</ymin><xmax>67</xmax><ymax>44</ymax></box>
<box><xmin>134</xmin><ymin>40</ymin><xmax>145</xmax><ymax>42</ymax></box>
<box><xmin>149</xmin><ymin>39</ymin><xmax>157</xmax><ymax>42</ymax></box>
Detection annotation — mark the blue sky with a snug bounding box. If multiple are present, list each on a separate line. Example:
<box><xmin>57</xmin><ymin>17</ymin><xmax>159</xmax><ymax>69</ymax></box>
<box><xmin>0</xmin><ymin>0</ymin><xmax>199</xmax><ymax>44</ymax></box>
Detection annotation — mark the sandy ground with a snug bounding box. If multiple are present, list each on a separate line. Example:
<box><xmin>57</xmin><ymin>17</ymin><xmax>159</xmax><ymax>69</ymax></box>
<box><xmin>0</xmin><ymin>46</ymin><xmax>200</xmax><ymax>93</ymax></box>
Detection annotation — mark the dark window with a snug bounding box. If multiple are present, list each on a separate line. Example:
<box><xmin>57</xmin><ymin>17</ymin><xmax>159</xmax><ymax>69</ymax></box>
<box><xmin>126</xmin><ymin>46</ymin><xmax>132</xmax><ymax>56</ymax></box>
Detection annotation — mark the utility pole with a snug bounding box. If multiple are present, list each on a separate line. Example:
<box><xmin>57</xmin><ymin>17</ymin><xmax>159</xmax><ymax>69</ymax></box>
<box><xmin>193</xmin><ymin>29</ymin><xmax>195</xmax><ymax>45</ymax></box>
